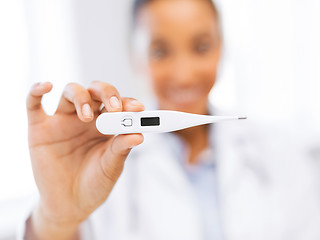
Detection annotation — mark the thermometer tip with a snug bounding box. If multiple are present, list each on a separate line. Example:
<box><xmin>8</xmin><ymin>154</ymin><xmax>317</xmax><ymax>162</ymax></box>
<box><xmin>238</xmin><ymin>116</ymin><xmax>247</xmax><ymax>120</ymax></box>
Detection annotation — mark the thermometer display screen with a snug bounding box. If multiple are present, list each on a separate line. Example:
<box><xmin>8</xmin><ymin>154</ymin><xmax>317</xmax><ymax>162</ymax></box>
<box><xmin>140</xmin><ymin>117</ymin><xmax>160</xmax><ymax>126</ymax></box>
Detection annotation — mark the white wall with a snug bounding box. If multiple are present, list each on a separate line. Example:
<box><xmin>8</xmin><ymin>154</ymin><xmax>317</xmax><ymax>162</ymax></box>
<box><xmin>213</xmin><ymin>0</ymin><xmax>320</xmax><ymax>129</ymax></box>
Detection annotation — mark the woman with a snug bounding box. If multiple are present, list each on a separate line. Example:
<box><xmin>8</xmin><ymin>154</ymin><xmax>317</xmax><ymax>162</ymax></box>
<box><xmin>23</xmin><ymin>0</ymin><xmax>320</xmax><ymax>239</ymax></box>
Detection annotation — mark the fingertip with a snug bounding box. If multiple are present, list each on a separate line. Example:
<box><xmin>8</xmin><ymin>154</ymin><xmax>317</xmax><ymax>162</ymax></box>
<box><xmin>122</xmin><ymin>133</ymin><xmax>144</xmax><ymax>150</ymax></box>
<box><xmin>88</xmin><ymin>82</ymin><xmax>123</xmax><ymax>113</ymax></box>
<box><xmin>111</xmin><ymin>133</ymin><xmax>144</xmax><ymax>155</ymax></box>
<box><xmin>128</xmin><ymin>100</ymin><xmax>145</xmax><ymax>111</ymax></box>
<box><xmin>129</xmin><ymin>133</ymin><xmax>144</xmax><ymax>148</ymax></box>
<box><xmin>31</xmin><ymin>82</ymin><xmax>53</xmax><ymax>96</ymax></box>
<box><xmin>122</xmin><ymin>98</ymin><xmax>145</xmax><ymax>112</ymax></box>
<box><xmin>44</xmin><ymin>82</ymin><xmax>53</xmax><ymax>91</ymax></box>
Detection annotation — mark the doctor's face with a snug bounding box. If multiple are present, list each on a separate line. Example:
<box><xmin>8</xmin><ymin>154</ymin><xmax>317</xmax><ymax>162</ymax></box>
<box><xmin>134</xmin><ymin>0</ymin><xmax>221</xmax><ymax>114</ymax></box>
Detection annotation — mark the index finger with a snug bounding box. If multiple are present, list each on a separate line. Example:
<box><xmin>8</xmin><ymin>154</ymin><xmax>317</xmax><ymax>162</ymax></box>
<box><xmin>88</xmin><ymin>81</ymin><xmax>123</xmax><ymax>113</ymax></box>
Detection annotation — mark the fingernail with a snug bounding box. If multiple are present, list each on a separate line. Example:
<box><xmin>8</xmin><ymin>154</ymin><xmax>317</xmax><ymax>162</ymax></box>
<box><xmin>129</xmin><ymin>100</ymin><xmax>142</xmax><ymax>106</ymax></box>
<box><xmin>82</xmin><ymin>103</ymin><xmax>93</xmax><ymax>119</ymax></box>
<box><xmin>109</xmin><ymin>96</ymin><xmax>121</xmax><ymax>109</ymax></box>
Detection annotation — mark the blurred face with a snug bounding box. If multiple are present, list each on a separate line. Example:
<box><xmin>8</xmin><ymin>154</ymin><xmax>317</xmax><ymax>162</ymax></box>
<box><xmin>134</xmin><ymin>0</ymin><xmax>221</xmax><ymax>114</ymax></box>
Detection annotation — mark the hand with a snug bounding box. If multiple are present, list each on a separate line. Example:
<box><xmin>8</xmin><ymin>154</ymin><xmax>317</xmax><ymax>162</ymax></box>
<box><xmin>26</xmin><ymin>81</ymin><xmax>144</xmax><ymax>239</ymax></box>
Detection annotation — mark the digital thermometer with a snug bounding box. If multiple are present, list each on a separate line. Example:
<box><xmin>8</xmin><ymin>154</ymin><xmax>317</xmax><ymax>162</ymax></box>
<box><xmin>96</xmin><ymin>110</ymin><xmax>246</xmax><ymax>135</ymax></box>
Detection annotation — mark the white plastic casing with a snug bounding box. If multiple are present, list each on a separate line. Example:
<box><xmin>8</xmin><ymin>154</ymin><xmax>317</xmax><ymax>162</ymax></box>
<box><xmin>96</xmin><ymin>110</ymin><xmax>243</xmax><ymax>135</ymax></box>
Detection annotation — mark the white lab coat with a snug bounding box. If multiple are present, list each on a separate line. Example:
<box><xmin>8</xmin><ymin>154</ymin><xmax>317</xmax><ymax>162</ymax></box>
<box><xmin>77</xmin><ymin>108</ymin><xmax>320</xmax><ymax>240</ymax></box>
<box><xmin>19</xmin><ymin>108</ymin><xmax>320</xmax><ymax>240</ymax></box>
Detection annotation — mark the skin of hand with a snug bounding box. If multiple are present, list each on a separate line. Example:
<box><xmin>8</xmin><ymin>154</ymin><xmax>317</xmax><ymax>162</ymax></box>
<box><xmin>26</xmin><ymin>81</ymin><xmax>145</xmax><ymax>239</ymax></box>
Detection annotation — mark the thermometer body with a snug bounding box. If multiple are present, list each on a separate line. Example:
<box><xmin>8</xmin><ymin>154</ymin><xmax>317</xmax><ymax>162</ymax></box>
<box><xmin>96</xmin><ymin>110</ymin><xmax>246</xmax><ymax>135</ymax></box>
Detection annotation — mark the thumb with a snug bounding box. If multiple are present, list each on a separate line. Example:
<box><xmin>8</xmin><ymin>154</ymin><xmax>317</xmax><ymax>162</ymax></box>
<box><xmin>100</xmin><ymin>133</ymin><xmax>144</xmax><ymax>183</ymax></box>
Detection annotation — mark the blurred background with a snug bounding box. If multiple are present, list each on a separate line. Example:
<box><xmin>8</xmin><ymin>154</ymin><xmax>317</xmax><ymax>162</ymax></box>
<box><xmin>0</xmin><ymin>0</ymin><xmax>319</xmax><ymax>239</ymax></box>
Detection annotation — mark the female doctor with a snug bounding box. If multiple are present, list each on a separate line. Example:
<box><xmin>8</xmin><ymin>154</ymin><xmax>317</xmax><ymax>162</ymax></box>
<box><xmin>24</xmin><ymin>0</ymin><xmax>320</xmax><ymax>239</ymax></box>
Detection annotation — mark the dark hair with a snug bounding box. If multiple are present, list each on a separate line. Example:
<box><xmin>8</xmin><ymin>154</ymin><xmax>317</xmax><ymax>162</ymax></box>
<box><xmin>132</xmin><ymin>0</ymin><xmax>219</xmax><ymax>26</ymax></box>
